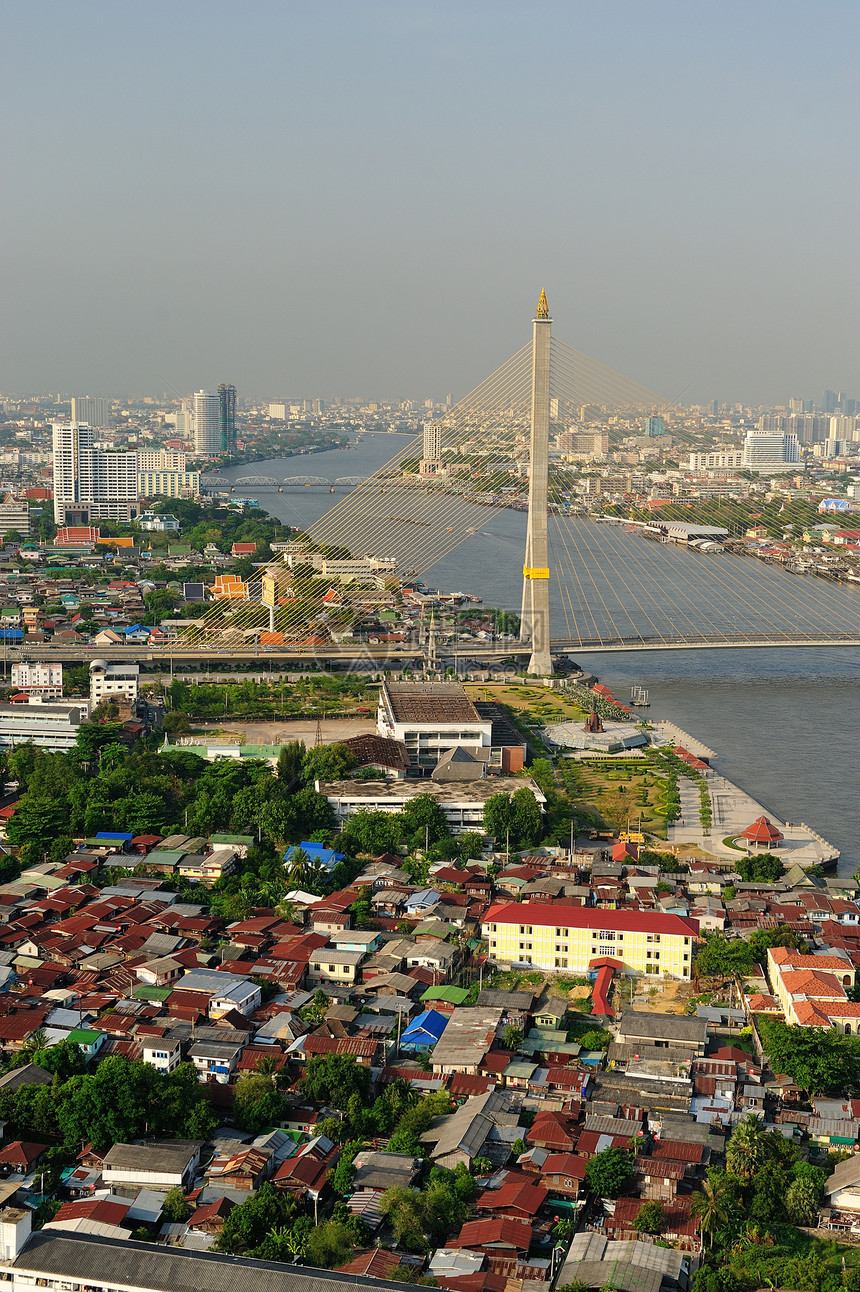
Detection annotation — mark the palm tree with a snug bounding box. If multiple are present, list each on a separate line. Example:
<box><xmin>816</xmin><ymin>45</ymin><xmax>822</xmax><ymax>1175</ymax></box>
<box><xmin>691</xmin><ymin>1176</ymin><xmax>733</xmax><ymax>1249</ymax></box>
<box><xmin>725</xmin><ymin>1114</ymin><xmax>767</xmax><ymax>1181</ymax></box>
<box><xmin>20</xmin><ymin>1028</ymin><xmax>48</xmax><ymax>1061</ymax></box>
<box><xmin>255</xmin><ymin>1054</ymin><xmax>281</xmax><ymax>1087</ymax></box>
<box><xmin>286</xmin><ymin>846</ymin><xmax>311</xmax><ymax>886</ymax></box>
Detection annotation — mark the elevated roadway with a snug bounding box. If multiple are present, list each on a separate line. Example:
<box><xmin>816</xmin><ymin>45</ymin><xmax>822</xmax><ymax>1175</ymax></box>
<box><xmin>5</xmin><ymin>634</ymin><xmax>860</xmax><ymax>669</ymax></box>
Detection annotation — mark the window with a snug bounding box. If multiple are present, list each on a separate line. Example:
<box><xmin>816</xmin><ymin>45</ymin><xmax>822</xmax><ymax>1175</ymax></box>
<box><xmin>328</xmin><ymin>965</ymin><xmax>335</xmax><ymax>973</ymax></box>
<box><xmin>524</xmin><ymin>925</ymin><xmax>533</xmax><ymax>935</ymax></box>
<box><xmin>554</xmin><ymin>957</ymin><xmax>568</xmax><ymax>969</ymax></box>
<box><xmin>555</xmin><ymin>928</ymin><xmax>563</xmax><ymax>937</ymax></box>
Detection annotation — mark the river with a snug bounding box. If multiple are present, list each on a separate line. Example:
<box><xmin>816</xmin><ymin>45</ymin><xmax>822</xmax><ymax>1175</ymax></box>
<box><xmin>214</xmin><ymin>434</ymin><xmax>860</xmax><ymax>876</ymax></box>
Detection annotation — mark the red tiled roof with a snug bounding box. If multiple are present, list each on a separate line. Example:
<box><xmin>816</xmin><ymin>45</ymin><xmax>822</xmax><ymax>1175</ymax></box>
<box><xmin>53</xmin><ymin>1198</ymin><xmax>130</xmax><ymax>1225</ymax></box>
<box><xmin>337</xmin><ymin>1251</ymin><xmax>404</xmax><ymax>1279</ymax></box>
<box><xmin>451</xmin><ymin>1217</ymin><xmax>533</xmax><ymax>1251</ymax></box>
<box><xmin>187</xmin><ymin>1197</ymin><xmax>236</xmax><ymax>1229</ymax></box>
<box><xmin>482</xmin><ymin>901</ymin><xmax>698</xmax><ymax>936</ymax></box>
<box><xmin>542</xmin><ymin>1152</ymin><xmax>587</xmax><ymax>1179</ymax></box>
<box><xmin>740</xmin><ymin>815</ymin><xmax>784</xmax><ymax>843</ymax></box>
<box><xmin>475</xmin><ymin>1179</ymin><xmax>547</xmax><ymax>1217</ymax></box>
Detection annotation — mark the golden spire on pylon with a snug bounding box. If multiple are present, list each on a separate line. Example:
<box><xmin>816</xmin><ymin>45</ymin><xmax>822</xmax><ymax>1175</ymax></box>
<box><xmin>536</xmin><ymin>288</ymin><xmax>549</xmax><ymax>319</ymax></box>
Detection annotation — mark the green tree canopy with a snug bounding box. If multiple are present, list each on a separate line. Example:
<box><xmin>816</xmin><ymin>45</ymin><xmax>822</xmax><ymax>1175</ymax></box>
<box><xmin>298</xmin><ymin>1054</ymin><xmax>371</xmax><ymax>1109</ymax></box>
<box><xmin>759</xmin><ymin>1018</ymin><xmax>860</xmax><ymax>1095</ymax></box>
<box><xmin>584</xmin><ymin>1146</ymin><xmax>634</xmax><ymax>1199</ymax></box>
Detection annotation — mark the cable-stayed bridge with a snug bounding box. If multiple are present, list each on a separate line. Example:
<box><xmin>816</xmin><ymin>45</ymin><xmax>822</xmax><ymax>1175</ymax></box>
<box><xmin>161</xmin><ymin>292</ymin><xmax>859</xmax><ymax>666</ymax></box>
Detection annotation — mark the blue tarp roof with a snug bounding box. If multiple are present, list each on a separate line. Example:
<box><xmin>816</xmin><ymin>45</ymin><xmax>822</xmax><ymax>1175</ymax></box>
<box><xmin>96</xmin><ymin>832</ymin><xmax>135</xmax><ymax>841</ymax></box>
<box><xmin>400</xmin><ymin>1009</ymin><xmax>449</xmax><ymax>1048</ymax></box>
<box><xmin>283</xmin><ymin>841</ymin><xmax>346</xmax><ymax>869</ymax></box>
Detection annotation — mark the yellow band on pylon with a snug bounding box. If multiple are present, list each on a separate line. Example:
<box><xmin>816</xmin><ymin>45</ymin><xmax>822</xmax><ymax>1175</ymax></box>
<box><xmin>523</xmin><ymin>566</ymin><xmax>550</xmax><ymax>579</ymax></box>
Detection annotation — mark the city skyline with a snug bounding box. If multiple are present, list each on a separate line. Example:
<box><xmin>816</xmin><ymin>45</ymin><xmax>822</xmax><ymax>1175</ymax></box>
<box><xmin>2</xmin><ymin>1</ymin><xmax>858</xmax><ymax>404</ymax></box>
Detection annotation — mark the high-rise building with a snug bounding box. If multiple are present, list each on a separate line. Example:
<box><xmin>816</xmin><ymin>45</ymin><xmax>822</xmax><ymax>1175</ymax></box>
<box><xmin>742</xmin><ymin>428</ymin><xmax>802</xmax><ymax>474</ymax></box>
<box><xmin>193</xmin><ymin>391</ymin><xmax>222</xmax><ymax>457</ymax></box>
<box><xmin>70</xmin><ymin>396</ymin><xmax>110</xmax><ymax>428</ymax></box>
<box><xmin>51</xmin><ymin>422</ymin><xmax>140</xmax><ymax>524</ymax></box>
<box><xmin>268</xmin><ymin>402</ymin><xmax>288</xmax><ymax>420</ymax></box>
<box><xmin>644</xmin><ymin>416</ymin><xmax>667</xmax><ymax>436</ymax></box>
<box><xmin>218</xmin><ymin>383</ymin><xmax>237</xmax><ymax>453</ymax></box>
<box><xmin>419</xmin><ymin>421</ymin><xmax>445</xmax><ymax>476</ymax></box>
<box><xmin>423</xmin><ymin>422</ymin><xmax>442</xmax><ymax>460</ymax></box>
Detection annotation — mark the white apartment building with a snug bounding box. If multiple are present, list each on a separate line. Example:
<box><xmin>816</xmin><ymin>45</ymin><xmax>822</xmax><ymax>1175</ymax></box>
<box><xmin>70</xmin><ymin>395</ymin><xmax>110</xmax><ymax>427</ymax></box>
<box><xmin>423</xmin><ymin>421</ymin><xmax>442</xmax><ymax>459</ymax></box>
<box><xmin>743</xmin><ymin>428</ymin><xmax>802</xmax><ymax>474</ymax></box>
<box><xmin>0</xmin><ymin>701</ymin><xmax>84</xmax><ymax>750</ymax></box>
<box><xmin>138</xmin><ymin>469</ymin><xmax>201</xmax><ymax>498</ymax></box>
<box><xmin>193</xmin><ymin>390</ymin><xmax>222</xmax><ymax>457</ymax></box>
<box><xmin>137</xmin><ymin>450</ymin><xmax>188</xmax><ymax>471</ymax></box>
<box><xmin>10</xmin><ymin>662</ymin><xmax>63</xmax><ymax>699</ymax></box>
<box><xmin>0</xmin><ymin>497</ymin><xmax>30</xmax><ymax>542</ymax></box>
<box><xmin>268</xmin><ymin>401</ymin><xmax>289</xmax><ymax>420</ymax></box>
<box><xmin>52</xmin><ymin>423</ymin><xmax>140</xmax><ymax>524</ymax></box>
<box><xmin>688</xmin><ymin>449</ymin><xmax>745</xmax><ymax>471</ymax></box>
<box><xmin>89</xmin><ymin>660</ymin><xmax>139</xmax><ymax>706</ymax></box>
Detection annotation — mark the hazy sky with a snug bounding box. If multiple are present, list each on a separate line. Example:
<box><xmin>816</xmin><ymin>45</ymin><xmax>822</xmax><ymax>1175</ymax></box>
<box><xmin>3</xmin><ymin>1</ymin><xmax>858</xmax><ymax>405</ymax></box>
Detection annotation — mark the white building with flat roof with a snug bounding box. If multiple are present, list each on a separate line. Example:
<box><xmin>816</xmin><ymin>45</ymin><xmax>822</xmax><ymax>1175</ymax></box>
<box><xmin>10</xmin><ymin>662</ymin><xmax>63</xmax><ymax>699</ymax></box>
<box><xmin>52</xmin><ymin>423</ymin><xmax>140</xmax><ymax>524</ymax></box>
<box><xmin>0</xmin><ymin>701</ymin><xmax>84</xmax><ymax>750</ymax></box>
<box><xmin>89</xmin><ymin>660</ymin><xmax>139</xmax><ymax>706</ymax></box>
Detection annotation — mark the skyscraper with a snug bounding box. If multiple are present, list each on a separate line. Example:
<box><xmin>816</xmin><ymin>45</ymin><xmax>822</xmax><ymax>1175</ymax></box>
<box><xmin>70</xmin><ymin>395</ymin><xmax>110</xmax><ymax>428</ymax></box>
<box><xmin>193</xmin><ymin>390</ymin><xmax>222</xmax><ymax>457</ymax></box>
<box><xmin>218</xmin><ymin>383</ymin><xmax>237</xmax><ymax>454</ymax></box>
<box><xmin>52</xmin><ymin>422</ymin><xmax>139</xmax><ymax>523</ymax></box>
<box><xmin>742</xmin><ymin>428</ymin><xmax>802</xmax><ymax>474</ymax></box>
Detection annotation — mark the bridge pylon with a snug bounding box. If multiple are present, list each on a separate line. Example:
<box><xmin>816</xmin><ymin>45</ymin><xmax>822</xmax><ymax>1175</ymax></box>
<box><xmin>520</xmin><ymin>289</ymin><xmax>553</xmax><ymax>675</ymax></box>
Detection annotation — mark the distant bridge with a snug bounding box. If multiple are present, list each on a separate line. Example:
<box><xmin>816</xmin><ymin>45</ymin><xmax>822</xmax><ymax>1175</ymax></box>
<box><xmin>8</xmin><ymin>634</ymin><xmax>860</xmax><ymax>669</ymax></box>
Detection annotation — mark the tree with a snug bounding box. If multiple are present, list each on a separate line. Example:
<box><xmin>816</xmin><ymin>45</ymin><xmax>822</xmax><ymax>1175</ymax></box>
<box><xmin>483</xmin><ymin>787</ymin><xmax>543</xmax><ymax>851</ymax></box>
<box><xmin>6</xmin><ymin>796</ymin><xmax>68</xmax><ymax>853</ymax></box>
<box><xmin>785</xmin><ymin>1175</ymin><xmax>822</xmax><ymax>1226</ymax></box>
<box><xmin>303</xmin><ymin>1219</ymin><xmax>355</xmax><ymax>1269</ymax></box>
<box><xmin>736</xmin><ymin>853</ymin><xmax>784</xmax><ymax>883</ymax></box>
<box><xmin>725</xmin><ymin>1114</ymin><xmax>768</xmax><ymax>1182</ymax></box>
<box><xmin>747</xmin><ymin>1159</ymin><xmax>789</xmax><ymax>1223</ymax></box>
<box><xmin>758</xmin><ymin>1018</ymin><xmax>859</xmax><ymax>1095</ymax></box>
<box><xmin>301</xmin><ymin>743</ymin><xmax>358</xmax><ymax>785</ymax></box>
<box><xmin>215</xmin><ymin>1183</ymin><xmax>299</xmax><ymax>1255</ymax></box>
<box><xmin>690</xmin><ymin>1173</ymin><xmax>736</xmax><ymax>1249</ymax></box>
<box><xmin>578</xmin><ymin>1028</ymin><xmax>611</xmax><ymax>1051</ymax></box>
<box><xmin>380</xmin><ymin>1185</ymin><xmax>428</xmax><ymax>1251</ymax></box>
<box><xmin>342</xmin><ymin>809</ymin><xmax>403</xmax><ymax>856</ymax></box>
<box><xmin>276</xmin><ymin>741</ymin><xmax>305</xmax><ymax>784</ymax></box>
<box><xmin>400</xmin><ymin>794</ymin><xmax>451</xmax><ymax>848</ymax></box>
<box><xmin>503</xmin><ymin>1024</ymin><xmax>523</xmax><ymax>1052</ymax></box>
<box><xmin>232</xmin><ymin>1075</ymin><xmax>287</xmax><ymax>1135</ymax></box>
<box><xmin>298</xmin><ymin>1054</ymin><xmax>371</xmax><ymax>1110</ymax></box>
<box><xmin>329</xmin><ymin>1140</ymin><xmax>361</xmax><ymax>1196</ymax></box>
<box><xmin>633</xmin><ymin>1200</ymin><xmax>665</xmax><ymax>1235</ymax></box>
<box><xmin>694</xmin><ymin>932</ymin><xmax>755</xmax><ymax>982</ymax></box>
<box><xmin>511</xmin><ymin>1137</ymin><xmax>527</xmax><ymax>1160</ymax></box>
<box><xmin>162</xmin><ymin>1187</ymin><xmax>191</xmax><ymax>1223</ymax></box>
<box><xmin>747</xmin><ymin>923</ymin><xmax>807</xmax><ymax>965</ymax></box>
<box><xmin>585</xmin><ymin>1146</ymin><xmax>634</xmax><ymax>1199</ymax></box>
